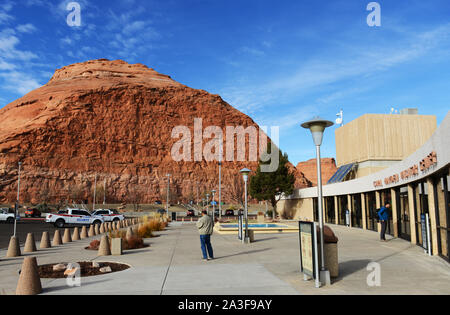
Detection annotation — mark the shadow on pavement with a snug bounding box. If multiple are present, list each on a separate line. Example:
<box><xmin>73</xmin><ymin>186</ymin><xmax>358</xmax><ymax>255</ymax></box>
<box><xmin>214</xmin><ymin>248</ymin><xmax>271</xmax><ymax>259</ymax></box>
<box><xmin>42</xmin><ymin>279</ymin><xmax>112</xmax><ymax>294</ymax></box>
<box><xmin>332</xmin><ymin>259</ymin><xmax>372</xmax><ymax>284</ymax></box>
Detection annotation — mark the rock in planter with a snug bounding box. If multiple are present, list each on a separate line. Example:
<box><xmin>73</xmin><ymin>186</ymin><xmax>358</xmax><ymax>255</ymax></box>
<box><xmin>53</xmin><ymin>263</ymin><xmax>66</xmax><ymax>272</ymax></box>
<box><xmin>99</xmin><ymin>266</ymin><xmax>112</xmax><ymax>273</ymax></box>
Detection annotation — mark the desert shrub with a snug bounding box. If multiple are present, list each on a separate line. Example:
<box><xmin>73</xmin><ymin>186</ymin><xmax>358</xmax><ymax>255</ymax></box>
<box><xmin>125</xmin><ymin>236</ymin><xmax>145</xmax><ymax>250</ymax></box>
<box><xmin>88</xmin><ymin>239</ymin><xmax>100</xmax><ymax>250</ymax></box>
<box><xmin>137</xmin><ymin>224</ymin><xmax>154</xmax><ymax>238</ymax></box>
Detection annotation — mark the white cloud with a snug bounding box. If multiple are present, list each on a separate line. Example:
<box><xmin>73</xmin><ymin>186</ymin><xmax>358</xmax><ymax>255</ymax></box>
<box><xmin>0</xmin><ymin>71</ymin><xmax>41</xmax><ymax>95</ymax></box>
<box><xmin>16</xmin><ymin>23</ymin><xmax>37</xmax><ymax>33</ymax></box>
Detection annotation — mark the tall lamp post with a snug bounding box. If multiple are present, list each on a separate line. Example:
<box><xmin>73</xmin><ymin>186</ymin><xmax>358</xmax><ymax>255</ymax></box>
<box><xmin>206</xmin><ymin>193</ymin><xmax>210</xmax><ymax>213</ymax></box>
<box><xmin>301</xmin><ymin>116</ymin><xmax>334</xmax><ymax>286</ymax></box>
<box><xmin>240</xmin><ymin>168</ymin><xmax>251</xmax><ymax>244</ymax></box>
<box><xmin>14</xmin><ymin>161</ymin><xmax>22</xmax><ymax>238</ymax></box>
<box><xmin>166</xmin><ymin>174</ymin><xmax>171</xmax><ymax>219</ymax></box>
<box><xmin>211</xmin><ymin>190</ymin><xmax>216</xmax><ymax>222</ymax></box>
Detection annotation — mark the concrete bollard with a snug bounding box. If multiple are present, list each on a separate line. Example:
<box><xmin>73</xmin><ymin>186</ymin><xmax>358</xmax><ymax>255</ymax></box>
<box><xmin>62</xmin><ymin>228</ymin><xmax>72</xmax><ymax>243</ymax></box>
<box><xmin>80</xmin><ymin>226</ymin><xmax>88</xmax><ymax>239</ymax></box>
<box><xmin>72</xmin><ymin>227</ymin><xmax>80</xmax><ymax>241</ymax></box>
<box><xmin>52</xmin><ymin>230</ymin><xmax>63</xmax><ymax>246</ymax></box>
<box><xmin>100</xmin><ymin>223</ymin><xmax>105</xmax><ymax>234</ymax></box>
<box><xmin>111</xmin><ymin>238</ymin><xmax>123</xmax><ymax>256</ymax></box>
<box><xmin>24</xmin><ymin>233</ymin><xmax>37</xmax><ymax>253</ymax></box>
<box><xmin>94</xmin><ymin>224</ymin><xmax>100</xmax><ymax>235</ymax></box>
<box><xmin>126</xmin><ymin>227</ymin><xmax>134</xmax><ymax>240</ymax></box>
<box><xmin>98</xmin><ymin>235</ymin><xmax>111</xmax><ymax>256</ymax></box>
<box><xmin>88</xmin><ymin>225</ymin><xmax>95</xmax><ymax>237</ymax></box>
<box><xmin>39</xmin><ymin>232</ymin><xmax>51</xmax><ymax>249</ymax></box>
<box><xmin>6</xmin><ymin>236</ymin><xmax>21</xmax><ymax>257</ymax></box>
<box><xmin>16</xmin><ymin>257</ymin><xmax>42</xmax><ymax>295</ymax></box>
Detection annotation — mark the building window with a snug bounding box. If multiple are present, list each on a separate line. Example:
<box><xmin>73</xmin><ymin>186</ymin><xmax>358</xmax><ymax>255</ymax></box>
<box><xmin>365</xmin><ymin>192</ymin><xmax>378</xmax><ymax>232</ymax></box>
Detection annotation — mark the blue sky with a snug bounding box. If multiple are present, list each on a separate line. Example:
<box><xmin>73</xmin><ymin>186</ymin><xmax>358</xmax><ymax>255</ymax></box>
<box><xmin>0</xmin><ymin>0</ymin><xmax>449</xmax><ymax>166</ymax></box>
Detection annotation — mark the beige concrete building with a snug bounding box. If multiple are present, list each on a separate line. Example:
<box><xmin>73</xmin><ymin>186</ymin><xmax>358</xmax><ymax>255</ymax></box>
<box><xmin>278</xmin><ymin>111</ymin><xmax>450</xmax><ymax>262</ymax></box>
<box><xmin>334</xmin><ymin>111</ymin><xmax>437</xmax><ymax>180</ymax></box>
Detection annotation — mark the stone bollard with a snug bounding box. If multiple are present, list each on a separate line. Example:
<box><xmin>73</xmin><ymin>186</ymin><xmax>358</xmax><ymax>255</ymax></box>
<box><xmin>100</xmin><ymin>223</ymin><xmax>105</xmax><ymax>234</ymax></box>
<box><xmin>24</xmin><ymin>233</ymin><xmax>37</xmax><ymax>253</ymax></box>
<box><xmin>16</xmin><ymin>257</ymin><xmax>42</xmax><ymax>295</ymax></box>
<box><xmin>98</xmin><ymin>235</ymin><xmax>111</xmax><ymax>256</ymax></box>
<box><xmin>88</xmin><ymin>225</ymin><xmax>95</xmax><ymax>237</ymax></box>
<box><xmin>94</xmin><ymin>224</ymin><xmax>100</xmax><ymax>235</ymax></box>
<box><xmin>39</xmin><ymin>232</ymin><xmax>51</xmax><ymax>249</ymax></box>
<box><xmin>72</xmin><ymin>227</ymin><xmax>81</xmax><ymax>241</ymax></box>
<box><xmin>111</xmin><ymin>238</ymin><xmax>123</xmax><ymax>256</ymax></box>
<box><xmin>80</xmin><ymin>226</ymin><xmax>88</xmax><ymax>239</ymax></box>
<box><xmin>63</xmin><ymin>228</ymin><xmax>72</xmax><ymax>243</ymax></box>
<box><xmin>6</xmin><ymin>236</ymin><xmax>21</xmax><ymax>257</ymax></box>
<box><xmin>126</xmin><ymin>227</ymin><xmax>134</xmax><ymax>240</ymax></box>
<box><xmin>52</xmin><ymin>230</ymin><xmax>63</xmax><ymax>246</ymax></box>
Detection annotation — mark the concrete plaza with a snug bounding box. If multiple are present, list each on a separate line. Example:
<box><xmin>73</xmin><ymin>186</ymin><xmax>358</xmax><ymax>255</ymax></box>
<box><xmin>0</xmin><ymin>222</ymin><xmax>449</xmax><ymax>295</ymax></box>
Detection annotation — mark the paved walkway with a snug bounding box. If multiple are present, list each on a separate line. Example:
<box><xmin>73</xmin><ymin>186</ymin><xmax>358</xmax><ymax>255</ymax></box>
<box><xmin>0</xmin><ymin>222</ymin><xmax>449</xmax><ymax>295</ymax></box>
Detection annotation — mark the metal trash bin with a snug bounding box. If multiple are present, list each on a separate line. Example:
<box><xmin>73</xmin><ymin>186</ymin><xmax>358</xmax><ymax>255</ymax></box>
<box><xmin>317</xmin><ymin>225</ymin><xmax>339</xmax><ymax>278</ymax></box>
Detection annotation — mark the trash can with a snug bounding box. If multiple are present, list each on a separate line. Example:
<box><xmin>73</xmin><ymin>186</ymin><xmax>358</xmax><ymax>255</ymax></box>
<box><xmin>317</xmin><ymin>225</ymin><xmax>339</xmax><ymax>278</ymax></box>
<box><xmin>248</xmin><ymin>230</ymin><xmax>255</xmax><ymax>243</ymax></box>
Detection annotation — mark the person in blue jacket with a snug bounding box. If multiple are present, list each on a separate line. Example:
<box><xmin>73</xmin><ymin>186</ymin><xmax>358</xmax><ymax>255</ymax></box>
<box><xmin>378</xmin><ymin>203</ymin><xmax>390</xmax><ymax>241</ymax></box>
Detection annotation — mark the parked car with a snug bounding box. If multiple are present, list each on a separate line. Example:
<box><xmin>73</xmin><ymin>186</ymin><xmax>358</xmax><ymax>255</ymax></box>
<box><xmin>214</xmin><ymin>209</ymin><xmax>220</xmax><ymax>216</ymax></box>
<box><xmin>46</xmin><ymin>208</ymin><xmax>104</xmax><ymax>228</ymax></box>
<box><xmin>0</xmin><ymin>208</ymin><xmax>17</xmax><ymax>223</ymax></box>
<box><xmin>25</xmin><ymin>208</ymin><xmax>41</xmax><ymax>218</ymax></box>
<box><xmin>91</xmin><ymin>209</ymin><xmax>124</xmax><ymax>223</ymax></box>
<box><xmin>225</xmin><ymin>209</ymin><xmax>235</xmax><ymax>216</ymax></box>
<box><xmin>187</xmin><ymin>209</ymin><xmax>195</xmax><ymax>217</ymax></box>
<box><xmin>155</xmin><ymin>200</ymin><xmax>162</xmax><ymax>205</ymax></box>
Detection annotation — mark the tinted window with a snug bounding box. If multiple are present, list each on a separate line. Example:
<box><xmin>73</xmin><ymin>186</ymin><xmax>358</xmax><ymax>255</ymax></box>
<box><xmin>71</xmin><ymin>210</ymin><xmax>82</xmax><ymax>215</ymax></box>
<box><xmin>80</xmin><ymin>211</ymin><xmax>91</xmax><ymax>216</ymax></box>
<box><xmin>58</xmin><ymin>210</ymin><xmax>68</xmax><ymax>214</ymax></box>
<box><xmin>95</xmin><ymin>210</ymin><xmax>107</xmax><ymax>215</ymax></box>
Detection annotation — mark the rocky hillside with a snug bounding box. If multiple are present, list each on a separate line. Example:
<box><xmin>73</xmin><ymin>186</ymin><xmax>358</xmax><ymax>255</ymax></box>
<box><xmin>0</xmin><ymin>59</ymin><xmax>312</xmax><ymax>204</ymax></box>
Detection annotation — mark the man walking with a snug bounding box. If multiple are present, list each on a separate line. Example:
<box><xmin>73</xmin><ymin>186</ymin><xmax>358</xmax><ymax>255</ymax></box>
<box><xmin>196</xmin><ymin>210</ymin><xmax>214</xmax><ymax>261</ymax></box>
<box><xmin>378</xmin><ymin>203</ymin><xmax>390</xmax><ymax>241</ymax></box>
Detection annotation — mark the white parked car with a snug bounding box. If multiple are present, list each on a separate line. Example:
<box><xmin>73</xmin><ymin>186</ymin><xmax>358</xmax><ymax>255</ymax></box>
<box><xmin>0</xmin><ymin>208</ymin><xmax>18</xmax><ymax>223</ymax></box>
<box><xmin>46</xmin><ymin>208</ymin><xmax>104</xmax><ymax>228</ymax></box>
<box><xmin>91</xmin><ymin>209</ymin><xmax>124</xmax><ymax>223</ymax></box>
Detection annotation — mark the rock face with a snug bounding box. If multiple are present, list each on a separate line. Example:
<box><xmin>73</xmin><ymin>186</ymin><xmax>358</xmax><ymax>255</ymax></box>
<box><xmin>0</xmin><ymin>59</ymin><xmax>311</xmax><ymax>204</ymax></box>
<box><xmin>296</xmin><ymin>158</ymin><xmax>337</xmax><ymax>187</ymax></box>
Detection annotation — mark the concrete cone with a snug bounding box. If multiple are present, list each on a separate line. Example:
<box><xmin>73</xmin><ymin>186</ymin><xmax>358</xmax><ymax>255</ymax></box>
<box><xmin>94</xmin><ymin>224</ymin><xmax>100</xmax><ymax>235</ymax></box>
<box><xmin>6</xmin><ymin>236</ymin><xmax>21</xmax><ymax>257</ymax></box>
<box><xmin>98</xmin><ymin>235</ymin><xmax>111</xmax><ymax>256</ymax></box>
<box><xmin>100</xmin><ymin>223</ymin><xmax>105</xmax><ymax>234</ymax></box>
<box><xmin>62</xmin><ymin>228</ymin><xmax>72</xmax><ymax>243</ymax></box>
<box><xmin>24</xmin><ymin>233</ymin><xmax>37</xmax><ymax>253</ymax></box>
<box><xmin>72</xmin><ymin>227</ymin><xmax>80</xmax><ymax>241</ymax></box>
<box><xmin>52</xmin><ymin>230</ymin><xmax>63</xmax><ymax>246</ymax></box>
<box><xmin>116</xmin><ymin>221</ymin><xmax>120</xmax><ymax>230</ymax></box>
<box><xmin>126</xmin><ymin>227</ymin><xmax>134</xmax><ymax>240</ymax></box>
<box><xmin>80</xmin><ymin>226</ymin><xmax>88</xmax><ymax>239</ymax></box>
<box><xmin>88</xmin><ymin>225</ymin><xmax>95</xmax><ymax>237</ymax></box>
<box><xmin>16</xmin><ymin>256</ymin><xmax>42</xmax><ymax>295</ymax></box>
<box><xmin>39</xmin><ymin>232</ymin><xmax>51</xmax><ymax>249</ymax></box>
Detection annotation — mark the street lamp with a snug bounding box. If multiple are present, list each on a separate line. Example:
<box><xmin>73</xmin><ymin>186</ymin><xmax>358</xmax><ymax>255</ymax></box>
<box><xmin>211</xmin><ymin>190</ymin><xmax>216</xmax><ymax>222</ymax></box>
<box><xmin>166</xmin><ymin>174</ymin><xmax>171</xmax><ymax>219</ymax></box>
<box><xmin>14</xmin><ymin>161</ymin><xmax>22</xmax><ymax>238</ymax></box>
<box><xmin>240</xmin><ymin>168</ymin><xmax>251</xmax><ymax>244</ymax></box>
<box><xmin>206</xmin><ymin>193</ymin><xmax>210</xmax><ymax>213</ymax></box>
<box><xmin>301</xmin><ymin>116</ymin><xmax>334</xmax><ymax>287</ymax></box>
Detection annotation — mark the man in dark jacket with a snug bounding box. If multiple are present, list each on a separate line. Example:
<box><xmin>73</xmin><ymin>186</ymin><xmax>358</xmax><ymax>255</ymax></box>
<box><xmin>378</xmin><ymin>203</ymin><xmax>390</xmax><ymax>241</ymax></box>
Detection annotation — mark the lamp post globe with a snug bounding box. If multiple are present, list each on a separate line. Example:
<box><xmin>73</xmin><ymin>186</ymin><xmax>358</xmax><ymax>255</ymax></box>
<box><xmin>239</xmin><ymin>168</ymin><xmax>251</xmax><ymax>244</ymax></box>
<box><xmin>301</xmin><ymin>116</ymin><xmax>334</xmax><ymax>287</ymax></box>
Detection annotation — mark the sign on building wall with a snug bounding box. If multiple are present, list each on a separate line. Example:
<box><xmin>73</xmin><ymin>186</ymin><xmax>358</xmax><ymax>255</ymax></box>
<box><xmin>298</xmin><ymin>221</ymin><xmax>318</xmax><ymax>279</ymax></box>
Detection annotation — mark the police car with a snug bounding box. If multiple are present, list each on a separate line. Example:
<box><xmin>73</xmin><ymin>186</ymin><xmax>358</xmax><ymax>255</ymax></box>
<box><xmin>91</xmin><ymin>209</ymin><xmax>124</xmax><ymax>223</ymax></box>
<box><xmin>46</xmin><ymin>208</ymin><xmax>104</xmax><ymax>228</ymax></box>
<box><xmin>0</xmin><ymin>208</ymin><xmax>18</xmax><ymax>223</ymax></box>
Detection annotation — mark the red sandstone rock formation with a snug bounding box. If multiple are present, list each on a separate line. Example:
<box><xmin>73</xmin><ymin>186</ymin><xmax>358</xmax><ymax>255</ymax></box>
<box><xmin>0</xmin><ymin>59</ymin><xmax>311</xmax><ymax>204</ymax></box>
<box><xmin>296</xmin><ymin>158</ymin><xmax>337</xmax><ymax>186</ymax></box>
